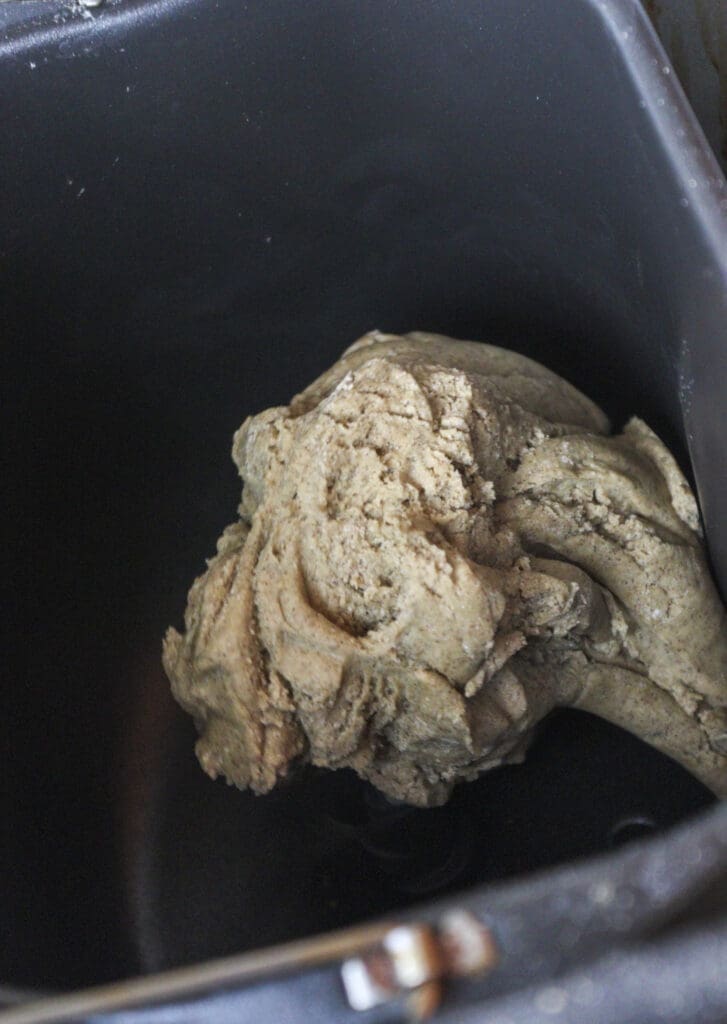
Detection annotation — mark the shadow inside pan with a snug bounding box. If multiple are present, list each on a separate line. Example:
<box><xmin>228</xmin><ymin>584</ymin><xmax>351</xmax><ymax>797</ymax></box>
<box><xmin>128</xmin><ymin>696</ymin><xmax>713</xmax><ymax>974</ymax></box>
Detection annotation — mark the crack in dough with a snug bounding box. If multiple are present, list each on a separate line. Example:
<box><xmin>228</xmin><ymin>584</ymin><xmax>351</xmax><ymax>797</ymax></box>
<box><xmin>164</xmin><ymin>332</ymin><xmax>727</xmax><ymax>805</ymax></box>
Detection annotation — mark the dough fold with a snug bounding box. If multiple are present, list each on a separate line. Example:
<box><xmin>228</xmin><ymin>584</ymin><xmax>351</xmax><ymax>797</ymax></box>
<box><xmin>164</xmin><ymin>332</ymin><xmax>727</xmax><ymax>806</ymax></box>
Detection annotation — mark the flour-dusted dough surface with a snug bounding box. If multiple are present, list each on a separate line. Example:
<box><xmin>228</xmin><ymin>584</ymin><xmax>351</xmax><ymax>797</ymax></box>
<box><xmin>163</xmin><ymin>332</ymin><xmax>727</xmax><ymax>806</ymax></box>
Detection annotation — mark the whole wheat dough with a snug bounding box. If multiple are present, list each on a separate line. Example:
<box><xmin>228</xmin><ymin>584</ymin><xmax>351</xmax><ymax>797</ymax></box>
<box><xmin>163</xmin><ymin>332</ymin><xmax>727</xmax><ymax>806</ymax></box>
